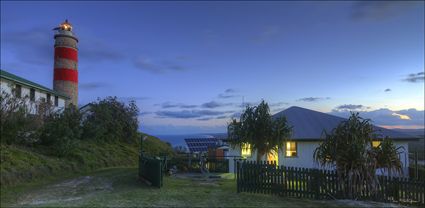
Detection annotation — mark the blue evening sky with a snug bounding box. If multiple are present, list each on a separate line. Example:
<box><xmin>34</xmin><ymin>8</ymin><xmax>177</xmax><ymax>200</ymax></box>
<box><xmin>1</xmin><ymin>1</ymin><xmax>424</xmax><ymax>134</ymax></box>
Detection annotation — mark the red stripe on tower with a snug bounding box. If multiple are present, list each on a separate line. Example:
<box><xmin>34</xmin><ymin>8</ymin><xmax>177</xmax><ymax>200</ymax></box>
<box><xmin>54</xmin><ymin>68</ymin><xmax>78</xmax><ymax>83</ymax></box>
<box><xmin>55</xmin><ymin>47</ymin><xmax>78</xmax><ymax>62</ymax></box>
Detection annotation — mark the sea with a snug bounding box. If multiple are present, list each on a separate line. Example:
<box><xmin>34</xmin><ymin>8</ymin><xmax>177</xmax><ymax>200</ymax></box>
<box><xmin>153</xmin><ymin>133</ymin><xmax>226</xmax><ymax>147</ymax></box>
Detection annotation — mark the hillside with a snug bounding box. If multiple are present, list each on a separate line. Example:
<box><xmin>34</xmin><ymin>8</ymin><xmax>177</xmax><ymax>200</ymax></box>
<box><xmin>0</xmin><ymin>133</ymin><xmax>173</xmax><ymax>187</ymax></box>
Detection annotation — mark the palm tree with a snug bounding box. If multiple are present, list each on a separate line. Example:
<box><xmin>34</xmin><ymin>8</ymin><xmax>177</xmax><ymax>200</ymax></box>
<box><xmin>228</xmin><ymin>100</ymin><xmax>292</xmax><ymax>162</ymax></box>
<box><xmin>313</xmin><ymin>112</ymin><xmax>403</xmax><ymax>199</ymax></box>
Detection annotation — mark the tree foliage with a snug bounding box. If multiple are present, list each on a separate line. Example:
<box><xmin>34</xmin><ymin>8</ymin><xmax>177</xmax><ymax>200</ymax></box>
<box><xmin>1</xmin><ymin>90</ymin><xmax>143</xmax><ymax>156</ymax></box>
<box><xmin>38</xmin><ymin>105</ymin><xmax>82</xmax><ymax>156</ymax></box>
<box><xmin>313</xmin><ymin>112</ymin><xmax>403</xmax><ymax>199</ymax></box>
<box><xmin>82</xmin><ymin>96</ymin><xmax>139</xmax><ymax>143</ymax></box>
<box><xmin>227</xmin><ymin>100</ymin><xmax>292</xmax><ymax>161</ymax></box>
<box><xmin>0</xmin><ymin>89</ymin><xmax>42</xmax><ymax>145</ymax></box>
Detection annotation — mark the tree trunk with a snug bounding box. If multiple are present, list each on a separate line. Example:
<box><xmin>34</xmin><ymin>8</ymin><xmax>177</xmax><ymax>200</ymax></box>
<box><xmin>256</xmin><ymin>151</ymin><xmax>264</xmax><ymax>162</ymax></box>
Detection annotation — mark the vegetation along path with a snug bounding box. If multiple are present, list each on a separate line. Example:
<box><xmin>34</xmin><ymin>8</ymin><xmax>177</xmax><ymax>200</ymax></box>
<box><xmin>1</xmin><ymin>168</ymin><xmax>405</xmax><ymax>207</ymax></box>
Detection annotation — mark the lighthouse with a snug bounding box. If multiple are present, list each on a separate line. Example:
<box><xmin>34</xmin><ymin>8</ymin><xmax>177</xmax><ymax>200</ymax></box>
<box><xmin>53</xmin><ymin>20</ymin><xmax>79</xmax><ymax>106</ymax></box>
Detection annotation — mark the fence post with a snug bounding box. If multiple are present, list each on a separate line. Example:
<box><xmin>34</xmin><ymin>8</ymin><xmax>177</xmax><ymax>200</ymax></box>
<box><xmin>313</xmin><ymin>169</ymin><xmax>321</xmax><ymax>200</ymax></box>
<box><xmin>394</xmin><ymin>177</ymin><xmax>399</xmax><ymax>202</ymax></box>
<box><xmin>236</xmin><ymin>160</ymin><xmax>240</xmax><ymax>193</ymax></box>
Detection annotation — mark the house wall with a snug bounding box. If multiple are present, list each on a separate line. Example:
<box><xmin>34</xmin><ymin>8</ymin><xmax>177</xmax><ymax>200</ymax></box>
<box><xmin>1</xmin><ymin>78</ymin><xmax>66</xmax><ymax>113</ymax></box>
<box><xmin>279</xmin><ymin>141</ymin><xmax>322</xmax><ymax>169</ymax></box>
<box><xmin>229</xmin><ymin>141</ymin><xmax>411</xmax><ymax>176</ymax></box>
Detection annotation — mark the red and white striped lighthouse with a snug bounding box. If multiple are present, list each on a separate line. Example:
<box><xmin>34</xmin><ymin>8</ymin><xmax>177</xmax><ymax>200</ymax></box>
<box><xmin>53</xmin><ymin>20</ymin><xmax>79</xmax><ymax>106</ymax></box>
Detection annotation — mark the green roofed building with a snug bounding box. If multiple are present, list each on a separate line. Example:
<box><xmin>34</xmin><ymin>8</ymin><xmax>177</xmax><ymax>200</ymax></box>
<box><xmin>1</xmin><ymin>69</ymin><xmax>70</xmax><ymax>113</ymax></box>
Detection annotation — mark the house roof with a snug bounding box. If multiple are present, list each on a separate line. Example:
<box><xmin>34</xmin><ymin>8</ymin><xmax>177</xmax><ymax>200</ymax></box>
<box><xmin>273</xmin><ymin>106</ymin><xmax>416</xmax><ymax>140</ymax></box>
<box><xmin>0</xmin><ymin>69</ymin><xmax>70</xmax><ymax>99</ymax></box>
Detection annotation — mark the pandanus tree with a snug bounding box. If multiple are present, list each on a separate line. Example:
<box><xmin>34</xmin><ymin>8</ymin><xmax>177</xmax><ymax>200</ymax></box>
<box><xmin>313</xmin><ymin>112</ymin><xmax>403</xmax><ymax>199</ymax></box>
<box><xmin>228</xmin><ymin>100</ymin><xmax>292</xmax><ymax>162</ymax></box>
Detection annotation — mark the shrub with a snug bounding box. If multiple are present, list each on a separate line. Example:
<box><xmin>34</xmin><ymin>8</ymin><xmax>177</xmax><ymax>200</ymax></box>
<box><xmin>82</xmin><ymin>96</ymin><xmax>139</xmax><ymax>143</ymax></box>
<box><xmin>0</xmin><ymin>89</ymin><xmax>41</xmax><ymax>145</ymax></box>
<box><xmin>38</xmin><ymin>105</ymin><xmax>82</xmax><ymax>156</ymax></box>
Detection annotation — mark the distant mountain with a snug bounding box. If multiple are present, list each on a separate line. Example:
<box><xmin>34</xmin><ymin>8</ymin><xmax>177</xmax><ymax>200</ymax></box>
<box><xmin>392</xmin><ymin>129</ymin><xmax>425</xmax><ymax>138</ymax></box>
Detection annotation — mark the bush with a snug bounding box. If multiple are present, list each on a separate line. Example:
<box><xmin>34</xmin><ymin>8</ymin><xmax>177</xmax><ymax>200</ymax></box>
<box><xmin>82</xmin><ymin>96</ymin><xmax>139</xmax><ymax>143</ymax></box>
<box><xmin>38</xmin><ymin>105</ymin><xmax>82</xmax><ymax>157</ymax></box>
<box><xmin>0</xmin><ymin>90</ymin><xmax>41</xmax><ymax>145</ymax></box>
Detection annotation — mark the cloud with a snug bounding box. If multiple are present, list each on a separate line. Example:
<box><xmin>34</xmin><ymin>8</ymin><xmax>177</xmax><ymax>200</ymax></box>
<box><xmin>3</xmin><ymin>27</ymin><xmax>52</xmax><ymax>66</ymax></box>
<box><xmin>403</xmin><ymin>72</ymin><xmax>425</xmax><ymax>83</ymax></box>
<box><xmin>138</xmin><ymin>111</ymin><xmax>153</xmax><ymax>116</ymax></box>
<box><xmin>333</xmin><ymin>104</ymin><xmax>368</xmax><ymax>112</ymax></box>
<box><xmin>350</xmin><ymin>1</ymin><xmax>421</xmax><ymax>21</ymax></box>
<box><xmin>391</xmin><ymin>113</ymin><xmax>411</xmax><ymax>120</ymax></box>
<box><xmin>158</xmin><ymin>102</ymin><xmax>198</xmax><ymax>109</ymax></box>
<box><xmin>133</xmin><ymin>56</ymin><xmax>187</xmax><ymax>73</ymax></box>
<box><xmin>155</xmin><ymin>110</ymin><xmax>234</xmax><ymax>119</ymax></box>
<box><xmin>79</xmin><ymin>82</ymin><xmax>110</xmax><ymax>90</ymax></box>
<box><xmin>215</xmin><ymin>115</ymin><xmax>228</xmax><ymax>119</ymax></box>
<box><xmin>384</xmin><ymin>88</ymin><xmax>391</xmax><ymax>92</ymax></box>
<box><xmin>218</xmin><ymin>94</ymin><xmax>237</xmax><ymax>99</ymax></box>
<box><xmin>160</xmin><ymin>102</ymin><xmax>182</xmax><ymax>109</ymax></box>
<box><xmin>269</xmin><ymin>102</ymin><xmax>289</xmax><ymax>107</ymax></box>
<box><xmin>297</xmin><ymin>97</ymin><xmax>330</xmax><ymax>102</ymax></box>
<box><xmin>239</xmin><ymin>101</ymin><xmax>260</xmax><ymax>108</ymax></box>
<box><xmin>218</xmin><ymin>88</ymin><xmax>239</xmax><ymax>99</ymax></box>
<box><xmin>197</xmin><ymin>117</ymin><xmax>213</xmax><ymax>121</ymax></box>
<box><xmin>79</xmin><ymin>42</ymin><xmax>125</xmax><ymax>62</ymax></box>
<box><xmin>2</xmin><ymin>27</ymin><xmax>126</xmax><ymax>66</ymax></box>
<box><xmin>225</xmin><ymin>88</ymin><xmax>236</xmax><ymax>93</ymax></box>
<box><xmin>141</xmin><ymin>124</ymin><xmax>226</xmax><ymax>135</ymax></box>
<box><xmin>230</xmin><ymin>112</ymin><xmax>242</xmax><ymax>118</ymax></box>
<box><xmin>180</xmin><ymin>104</ymin><xmax>198</xmax><ymax>109</ymax></box>
<box><xmin>201</xmin><ymin>101</ymin><xmax>232</xmax><ymax>108</ymax></box>
<box><xmin>119</xmin><ymin>96</ymin><xmax>149</xmax><ymax>102</ymax></box>
<box><xmin>330</xmin><ymin>108</ymin><xmax>424</xmax><ymax>128</ymax></box>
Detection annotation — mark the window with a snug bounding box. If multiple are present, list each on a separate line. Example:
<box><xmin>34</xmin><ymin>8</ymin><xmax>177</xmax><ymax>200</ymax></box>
<box><xmin>40</xmin><ymin>97</ymin><xmax>46</xmax><ymax>103</ymax></box>
<box><xmin>54</xmin><ymin>96</ymin><xmax>59</xmax><ymax>106</ymax></box>
<box><xmin>241</xmin><ymin>143</ymin><xmax>251</xmax><ymax>158</ymax></box>
<box><xmin>30</xmin><ymin>88</ymin><xmax>35</xmax><ymax>101</ymax></box>
<box><xmin>285</xmin><ymin>141</ymin><xmax>297</xmax><ymax>157</ymax></box>
<box><xmin>372</xmin><ymin>141</ymin><xmax>381</xmax><ymax>148</ymax></box>
<box><xmin>15</xmin><ymin>84</ymin><xmax>22</xmax><ymax>98</ymax></box>
<box><xmin>46</xmin><ymin>94</ymin><xmax>51</xmax><ymax>104</ymax></box>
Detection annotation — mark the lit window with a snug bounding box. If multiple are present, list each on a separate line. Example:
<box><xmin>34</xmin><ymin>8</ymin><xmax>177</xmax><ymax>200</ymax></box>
<box><xmin>372</xmin><ymin>141</ymin><xmax>381</xmax><ymax>148</ymax></box>
<box><xmin>285</xmin><ymin>141</ymin><xmax>297</xmax><ymax>157</ymax></box>
<box><xmin>241</xmin><ymin>143</ymin><xmax>251</xmax><ymax>158</ymax></box>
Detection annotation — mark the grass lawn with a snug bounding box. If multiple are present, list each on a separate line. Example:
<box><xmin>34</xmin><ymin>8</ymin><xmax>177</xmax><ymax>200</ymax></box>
<box><xmin>0</xmin><ymin>168</ymin><xmax>401</xmax><ymax>207</ymax></box>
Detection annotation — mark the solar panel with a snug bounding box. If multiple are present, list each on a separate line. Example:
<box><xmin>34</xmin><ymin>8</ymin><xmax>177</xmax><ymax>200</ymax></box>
<box><xmin>185</xmin><ymin>137</ymin><xmax>223</xmax><ymax>153</ymax></box>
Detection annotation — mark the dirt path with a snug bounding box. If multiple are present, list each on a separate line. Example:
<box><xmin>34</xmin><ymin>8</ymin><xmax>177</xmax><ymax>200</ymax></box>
<box><xmin>16</xmin><ymin>175</ymin><xmax>113</xmax><ymax>206</ymax></box>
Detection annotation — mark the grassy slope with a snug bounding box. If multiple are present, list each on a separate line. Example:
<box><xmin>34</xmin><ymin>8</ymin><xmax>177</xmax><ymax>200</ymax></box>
<box><xmin>0</xmin><ymin>134</ymin><xmax>173</xmax><ymax>187</ymax></box>
<box><xmin>1</xmin><ymin>168</ymin><xmax>398</xmax><ymax>207</ymax></box>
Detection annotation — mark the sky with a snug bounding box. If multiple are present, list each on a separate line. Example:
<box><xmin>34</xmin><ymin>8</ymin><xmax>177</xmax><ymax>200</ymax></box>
<box><xmin>1</xmin><ymin>1</ymin><xmax>424</xmax><ymax>135</ymax></box>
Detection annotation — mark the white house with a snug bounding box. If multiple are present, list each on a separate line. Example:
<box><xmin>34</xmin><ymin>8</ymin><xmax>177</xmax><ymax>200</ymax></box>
<box><xmin>0</xmin><ymin>69</ymin><xmax>69</xmax><ymax>113</ymax></box>
<box><xmin>228</xmin><ymin>106</ymin><xmax>419</xmax><ymax>176</ymax></box>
